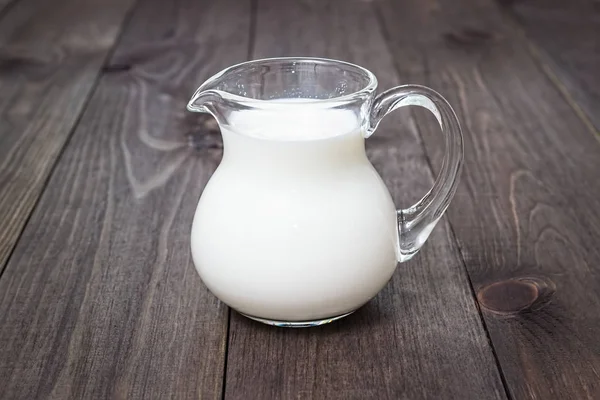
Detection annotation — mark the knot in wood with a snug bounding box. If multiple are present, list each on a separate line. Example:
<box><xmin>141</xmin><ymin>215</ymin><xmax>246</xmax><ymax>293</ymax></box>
<box><xmin>477</xmin><ymin>277</ymin><xmax>555</xmax><ymax>315</ymax></box>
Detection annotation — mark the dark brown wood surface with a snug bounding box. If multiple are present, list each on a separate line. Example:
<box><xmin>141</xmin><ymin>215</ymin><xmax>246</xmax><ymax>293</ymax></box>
<box><xmin>223</xmin><ymin>0</ymin><xmax>506</xmax><ymax>399</ymax></box>
<box><xmin>0</xmin><ymin>0</ymin><xmax>599</xmax><ymax>398</ymax></box>
<box><xmin>376</xmin><ymin>0</ymin><xmax>600</xmax><ymax>398</ymax></box>
<box><xmin>0</xmin><ymin>0</ymin><xmax>17</xmax><ymax>14</ymax></box>
<box><xmin>0</xmin><ymin>0</ymin><xmax>135</xmax><ymax>274</ymax></box>
<box><xmin>0</xmin><ymin>0</ymin><xmax>249</xmax><ymax>398</ymax></box>
<box><xmin>499</xmin><ymin>0</ymin><xmax>600</xmax><ymax>132</ymax></box>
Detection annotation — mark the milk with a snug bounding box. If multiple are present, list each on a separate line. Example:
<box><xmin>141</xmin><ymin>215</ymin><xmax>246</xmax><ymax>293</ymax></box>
<box><xmin>190</xmin><ymin>104</ymin><xmax>399</xmax><ymax>322</ymax></box>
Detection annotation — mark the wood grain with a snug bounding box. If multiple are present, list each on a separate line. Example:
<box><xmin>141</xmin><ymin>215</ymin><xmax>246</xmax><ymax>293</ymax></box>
<box><xmin>0</xmin><ymin>0</ymin><xmax>136</xmax><ymax>275</ymax></box>
<box><xmin>498</xmin><ymin>0</ymin><xmax>600</xmax><ymax>132</ymax></box>
<box><xmin>0</xmin><ymin>0</ymin><xmax>250</xmax><ymax>398</ymax></box>
<box><xmin>223</xmin><ymin>0</ymin><xmax>506</xmax><ymax>399</ymax></box>
<box><xmin>376</xmin><ymin>0</ymin><xmax>600</xmax><ymax>397</ymax></box>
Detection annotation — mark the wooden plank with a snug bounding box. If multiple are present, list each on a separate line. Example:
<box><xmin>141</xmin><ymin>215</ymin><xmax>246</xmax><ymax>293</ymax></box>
<box><xmin>376</xmin><ymin>0</ymin><xmax>600</xmax><ymax>398</ymax></box>
<box><xmin>0</xmin><ymin>0</ymin><xmax>250</xmax><ymax>398</ymax></box>
<box><xmin>223</xmin><ymin>0</ymin><xmax>507</xmax><ymax>399</ymax></box>
<box><xmin>499</xmin><ymin>0</ymin><xmax>600</xmax><ymax>132</ymax></box>
<box><xmin>0</xmin><ymin>0</ymin><xmax>136</xmax><ymax>275</ymax></box>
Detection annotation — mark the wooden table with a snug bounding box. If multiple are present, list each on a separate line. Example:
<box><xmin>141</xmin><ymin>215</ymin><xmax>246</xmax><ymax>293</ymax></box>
<box><xmin>1</xmin><ymin>0</ymin><xmax>599</xmax><ymax>398</ymax></box>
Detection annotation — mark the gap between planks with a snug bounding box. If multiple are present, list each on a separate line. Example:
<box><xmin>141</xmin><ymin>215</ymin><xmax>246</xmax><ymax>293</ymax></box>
<box><xmin>0</xmin><ymin>0</ymin><xmax>141</xmax><ymax>279</ymax></box>
<box><xmin>371</xmin><ymin>4</ymin><xmax>513</xmax><ymax>399</ymax></box>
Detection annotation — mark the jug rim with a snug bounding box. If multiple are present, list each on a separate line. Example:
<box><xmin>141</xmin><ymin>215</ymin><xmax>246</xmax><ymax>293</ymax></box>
<box><xmin>196</xmin><ymin>57</ymin><xmax>379</xmax><ymax>107</ymax></box>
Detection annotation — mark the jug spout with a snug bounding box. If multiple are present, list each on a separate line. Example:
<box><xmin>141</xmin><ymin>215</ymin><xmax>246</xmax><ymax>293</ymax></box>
<box><xmin>187</xmin><ymin>86</ymin><xmax>224</xmax><ymax>114</ymax></box>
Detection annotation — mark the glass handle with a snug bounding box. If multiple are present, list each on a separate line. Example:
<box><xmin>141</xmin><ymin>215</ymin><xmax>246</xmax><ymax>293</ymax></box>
<box><xmin>368</xmin><ymin>85</ymin><xmax>464</xmax><ymax>262</ymax></box>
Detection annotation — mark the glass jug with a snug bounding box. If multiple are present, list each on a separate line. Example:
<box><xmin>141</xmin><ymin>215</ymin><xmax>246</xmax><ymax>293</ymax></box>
<box><xmin>187</xmin><ymin>57</ymin><xmax>463</xmax><ymax>327</ymax></box>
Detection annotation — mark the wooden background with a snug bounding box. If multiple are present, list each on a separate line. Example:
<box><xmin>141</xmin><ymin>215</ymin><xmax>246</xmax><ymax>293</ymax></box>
<box><xmin>0</xmin><ymin>0</ymin><xmax>599</xmax><ymax>398</ymax></box>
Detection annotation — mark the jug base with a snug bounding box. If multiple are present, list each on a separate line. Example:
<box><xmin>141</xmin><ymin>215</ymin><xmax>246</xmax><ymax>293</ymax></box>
<box><xmin>238</xmin><ymin>310</ymin><xmax>355</xmax><ymax>328</ymax></box>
